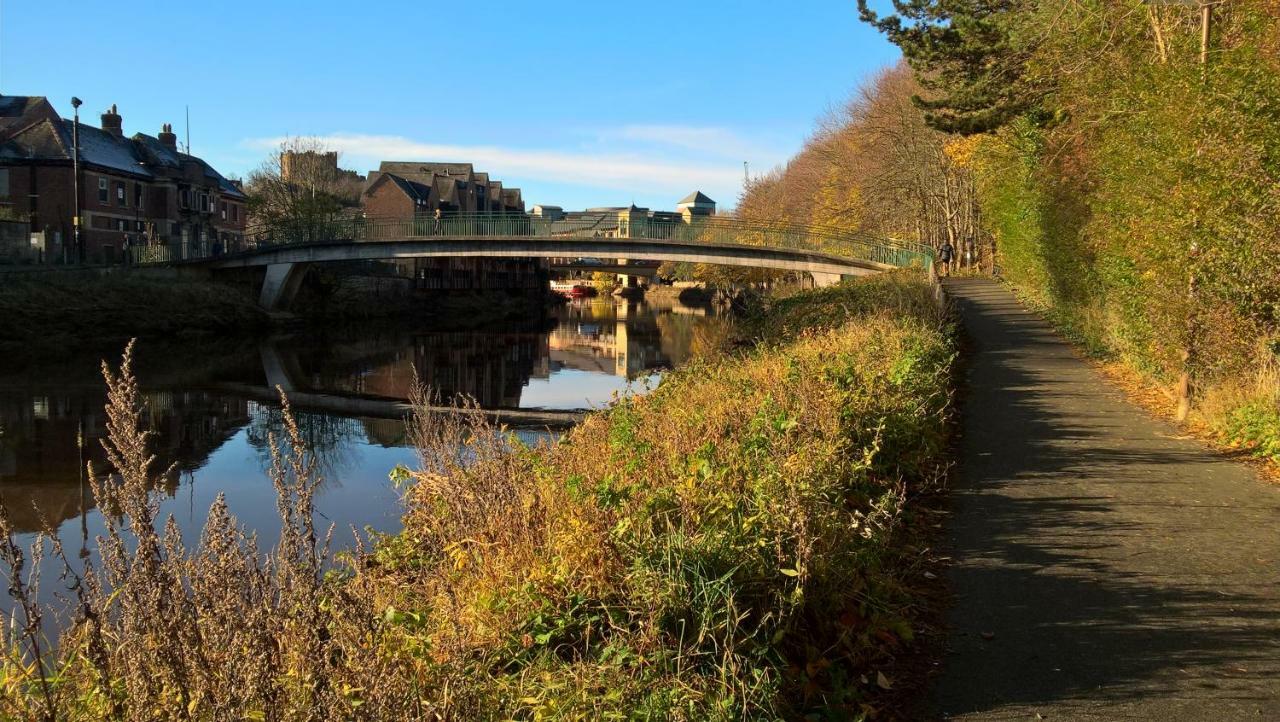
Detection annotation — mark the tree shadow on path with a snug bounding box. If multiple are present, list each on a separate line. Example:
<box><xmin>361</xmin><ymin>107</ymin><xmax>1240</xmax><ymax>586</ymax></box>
<box><xmin>930</xmin><ymin>279</ymin><xmax>1280</xmax><ymax>720</ymax></box>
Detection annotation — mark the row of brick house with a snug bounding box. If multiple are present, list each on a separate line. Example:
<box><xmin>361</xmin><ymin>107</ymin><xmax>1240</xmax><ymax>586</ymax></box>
<box><xmin>0</xmin><ymin>95</ymin><xmax>246</xmax><ymax>264</ymax></box>
<box><xmin>362</xmin><ymin>161</ymin><xmax>523</xmax><ymax>218</ymax></box>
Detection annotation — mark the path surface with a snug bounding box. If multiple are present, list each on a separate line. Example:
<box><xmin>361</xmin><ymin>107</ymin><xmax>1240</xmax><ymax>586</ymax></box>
<box><xmin>931</xmin><ymin>279</ymin><xmax>1280</xmax><ymax>720</ymax></box>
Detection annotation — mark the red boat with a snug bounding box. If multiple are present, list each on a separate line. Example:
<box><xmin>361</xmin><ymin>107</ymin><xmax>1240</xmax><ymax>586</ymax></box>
<box><xmin>551</xmin><ymin>281</ymin><xmax>597</xmax><ymax>298</ymax></box>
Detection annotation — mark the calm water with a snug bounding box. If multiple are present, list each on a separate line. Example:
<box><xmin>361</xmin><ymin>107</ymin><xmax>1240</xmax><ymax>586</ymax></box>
<box><xmin>0</xmin><ymin>296</ymin><xmax>728</xmax><ymax>609</ymax></box>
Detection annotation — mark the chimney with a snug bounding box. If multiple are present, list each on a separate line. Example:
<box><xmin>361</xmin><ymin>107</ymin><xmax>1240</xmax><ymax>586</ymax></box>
<box><xmin>101</xmin><ymin>104</ymin><xmax>123</xmax><ymax>137</ymax></box>
<box><xmin>158</xmin><ymin>123</ymin><xmax>178</xmax><ymax>150</ymax></box>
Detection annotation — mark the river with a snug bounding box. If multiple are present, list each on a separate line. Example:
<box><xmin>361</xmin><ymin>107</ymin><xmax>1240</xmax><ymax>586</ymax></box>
<box><xmin>0</xmin><ymin>295</ymin><xmax>730</xmax><ymax>610</ymax></box>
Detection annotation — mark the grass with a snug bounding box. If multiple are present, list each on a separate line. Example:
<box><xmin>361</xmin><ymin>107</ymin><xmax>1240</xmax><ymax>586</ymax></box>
<box><xmin>0</xmin><ymin>272</ymin><xmax>955</xmax><ymax>720</ymax></box>
<box><xmin>1201</xmin><ymin>356</ymin><xmax>1280</xmax><ymax>465</ymax></box>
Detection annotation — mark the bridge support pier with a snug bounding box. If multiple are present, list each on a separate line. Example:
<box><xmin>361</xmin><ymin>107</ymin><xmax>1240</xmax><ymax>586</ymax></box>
<box><xmin>811</xmin><ymin>272</ymin><xmax>843</xmax><ymax>288</ymax></box>
<box><xmin>259</xmin><ymin>262</ymin><xmax>309</xmax><ymax>310</ymax></box>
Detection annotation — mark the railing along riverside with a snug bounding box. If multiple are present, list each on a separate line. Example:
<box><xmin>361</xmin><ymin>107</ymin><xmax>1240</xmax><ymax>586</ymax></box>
<box><xmin>132</xmin><ymin>214</ymin><xmax>935</xmax><ymax>272</ymax></box>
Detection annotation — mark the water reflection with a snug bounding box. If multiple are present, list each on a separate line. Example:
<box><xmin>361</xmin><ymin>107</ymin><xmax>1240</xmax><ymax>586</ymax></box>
<box><xmin>0</xmin><ymin>297</ymin><xmax>727</xmax><ymax>543</ymax></box>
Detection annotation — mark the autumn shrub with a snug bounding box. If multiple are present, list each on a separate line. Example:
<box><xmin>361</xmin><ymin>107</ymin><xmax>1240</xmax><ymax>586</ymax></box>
<box><xmin>371</xmin><ymin>272</ymin><xmax>954</xmax><ymax>718</ymax></box>
<box><xmin>1202</xmin><ymin>346</ymin><xmax>1280</xmax><ymax>463</ymax></box>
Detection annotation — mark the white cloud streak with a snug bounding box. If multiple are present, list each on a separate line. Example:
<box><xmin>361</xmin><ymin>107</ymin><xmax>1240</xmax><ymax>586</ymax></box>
<box><xmin>595</xmin><ymin>124</ymin><xmax>778</xmax><ymax>161</ymax></box>
<box><xmin>244</xmin><ymin>132</ymin><xmax>751</xmax><ymax>196</ymax></box>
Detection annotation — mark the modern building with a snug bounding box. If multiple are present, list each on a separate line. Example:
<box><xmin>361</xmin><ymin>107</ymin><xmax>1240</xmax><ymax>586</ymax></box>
<box><xmin>0</xmin><ymin>96</ymin><xmax>247</xmax><ymax>264</ymax></box>
<box><xmin>546</xmin><ymin>193</ymin><xmax>717</xmax><ymax>238</ymax></box>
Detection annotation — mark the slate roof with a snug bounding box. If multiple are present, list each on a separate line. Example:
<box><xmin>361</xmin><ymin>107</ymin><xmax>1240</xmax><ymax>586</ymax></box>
<box><xmin>379</xmin><ymin>161</ymin><xmax>474</xmax><ymax>180</ymax></box>
<box><xmin>131</xmin><ymin>132</ymin><xmax>184</xmax><ymax>169</ymax></box>
<box><xmin>382</xmin><ymin>173</ymin><xmax>432</xmax><ymax>203</ymax></box>
<box><xmin>678</xmin><ymin>190</ymin><xmax>715</xmax><ymax>205</ymax></box>
<box><xmin>0</xmin><ymin>119</ymin><xmax>68</xmax><ymax>162</ymax></box>
<box><xmin>0</xmin><ymin>96</ymin><xmax>55</xmax><ymax>135</ymax></box>
<box><xmin>65</xmin><ymin>121</ymin><xmax>151</xmax><ymax>178</ymax></box>
<box><xmin>433</xmin><ymin>176</ymin><xmax>463</xmax><ymax>204</ymax></box>
<box><xmin>0</xmin><ymin>95</ymin><xmax>243</xmax><ymax>196</ymax></box>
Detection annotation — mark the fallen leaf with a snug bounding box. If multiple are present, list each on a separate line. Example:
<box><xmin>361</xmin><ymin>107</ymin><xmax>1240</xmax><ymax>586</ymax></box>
<box><xmin>876</xmin><ymin>671</ymin><xmax>893</xmax><ymax>690</ymax></box>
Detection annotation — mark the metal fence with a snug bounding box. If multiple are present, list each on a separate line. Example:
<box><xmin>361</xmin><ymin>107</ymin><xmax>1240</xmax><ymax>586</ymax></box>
<box><xmin>134</xmin><ymin>213</ymin><xmax>935</xmax><ymax>272</ymax></box>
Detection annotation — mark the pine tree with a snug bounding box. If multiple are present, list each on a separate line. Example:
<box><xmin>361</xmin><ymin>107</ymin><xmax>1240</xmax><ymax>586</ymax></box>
<box><xmin>857</xmin><ymin>0</ymin><xmax>1040</xmax><ymax>134</ymax></box>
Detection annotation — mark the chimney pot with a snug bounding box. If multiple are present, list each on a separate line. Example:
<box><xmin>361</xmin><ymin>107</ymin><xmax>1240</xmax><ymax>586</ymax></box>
<box><xmin>101</xmin><ymin>104</ymin><xmax>123</xmax><ymax>137</ymax></box>
<box><xmin>158</xmin><ymin>123</ymin><xmax>178</xmax><ymax>150</ymax></box>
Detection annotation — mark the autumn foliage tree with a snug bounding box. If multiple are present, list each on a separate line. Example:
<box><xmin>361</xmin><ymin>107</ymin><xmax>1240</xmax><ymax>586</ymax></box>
<box><xmin>737</xmin><ymin>64</ymin><xmax>985</xmax><ymax>266</ymax></box>
<box><xmin>866</xmin><ymin>1</ymin><xmax>1280</xmax><ymax>452</ymax></box>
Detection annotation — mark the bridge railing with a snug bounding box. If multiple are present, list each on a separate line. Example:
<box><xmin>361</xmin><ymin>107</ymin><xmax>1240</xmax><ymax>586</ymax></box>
<box><xmin>244</xmin><ymin>213</ymin><xmax>935</xmax><ymax>272</ymax></box>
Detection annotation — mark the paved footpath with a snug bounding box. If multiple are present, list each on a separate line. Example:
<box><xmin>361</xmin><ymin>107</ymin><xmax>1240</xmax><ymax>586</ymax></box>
<box><xmin>931</xmin><ymin>279</ymin><xmax>1280</xmax><ymax>720</ymax></box>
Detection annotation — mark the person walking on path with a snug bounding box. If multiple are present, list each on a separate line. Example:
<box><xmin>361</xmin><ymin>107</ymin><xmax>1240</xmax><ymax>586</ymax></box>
<box><xmin>938</xmin><ymin>241</ymin><xmax>955</xmax><ymax>276</ymax></box>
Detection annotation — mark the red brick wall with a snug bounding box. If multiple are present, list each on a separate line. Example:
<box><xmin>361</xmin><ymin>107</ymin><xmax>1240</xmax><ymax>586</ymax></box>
<box><xmin>362</xmin><ymin>182</ymin><xmax>414</xmax><ymax>219</ymax></box>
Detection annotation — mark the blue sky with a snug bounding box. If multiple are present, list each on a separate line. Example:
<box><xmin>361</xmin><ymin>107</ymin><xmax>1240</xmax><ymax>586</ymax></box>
<box><xmin>0</xmin><ymin>1</ymin><xmax>899</xmax><ymax>210</ymax></box>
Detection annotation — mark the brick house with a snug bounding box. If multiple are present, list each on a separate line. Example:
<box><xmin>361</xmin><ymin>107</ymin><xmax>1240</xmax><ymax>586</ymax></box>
<box><xmin>362</xmin><ymin>161</ymin><xmax>524</xmax><ymax>219</ymax></box>
<box><xmin>0</xmin><ymin>95</ymin><xmax>246</xmax><ymax>264</ymax></box>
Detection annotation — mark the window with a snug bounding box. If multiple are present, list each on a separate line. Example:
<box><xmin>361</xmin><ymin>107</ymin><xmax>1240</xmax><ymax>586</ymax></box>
<box><xmin>179</xmin><ymin>189</ymin><xmax>190</xmax><ymax>209</ymax></box>
<box><xmin>98</xmin><ymin>178</ymin><xmax>108</xmax><ymax>203</ymax></box>
<box><xmin>220</xmin><ymin>201</ymin><xmax>227</xmax><ymax>220</ymax></box>
<box><xmin>231</xmin><ymin>204</ymin><xmax>238</xmax><ymax>222</ymax></box>
<box><xmin>134</xmin><ymin>183</ymin><xmax>143</xmax><ymax>209</ymax></box>
<box><xmin>199</xmin><ymin>193</ymin><xmax>209</xmax><ymax>212</ymax></box>
<box><xmin>116</xmin><ymin>182</ymin><xmax>126</xmax><ymax>207</ymax></box>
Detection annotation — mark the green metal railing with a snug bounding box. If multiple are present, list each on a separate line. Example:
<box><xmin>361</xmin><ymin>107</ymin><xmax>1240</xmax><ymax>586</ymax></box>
<box><xmin>134</xmin><ymin>213</ymin><xmax>934</xmax><ymax>273</ymax></box>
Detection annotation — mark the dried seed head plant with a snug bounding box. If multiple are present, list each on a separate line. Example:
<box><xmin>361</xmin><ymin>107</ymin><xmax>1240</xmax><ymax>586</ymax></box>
<box><xmin>0</xmin><ymin>342</ymin><xmax>420</xmax><ymax>720</ymax></box>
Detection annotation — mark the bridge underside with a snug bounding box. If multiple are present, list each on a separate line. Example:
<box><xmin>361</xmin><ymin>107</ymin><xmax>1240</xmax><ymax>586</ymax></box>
<box><xmin>197</xmin><ymin>237</ymin><xmax>891</xmax><ymax>310</ymax></box>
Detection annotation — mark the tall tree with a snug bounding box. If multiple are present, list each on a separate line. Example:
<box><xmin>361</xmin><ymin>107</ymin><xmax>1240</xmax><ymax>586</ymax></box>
<box><xmin>245</xmin><ymin>137</ymin><xmax>363</xmax><ymax>241</ymax></box>
<box><xmin>856</xmin><ymin>0</ymin><xmax>1039</xmax><ymax>134</ymax></box>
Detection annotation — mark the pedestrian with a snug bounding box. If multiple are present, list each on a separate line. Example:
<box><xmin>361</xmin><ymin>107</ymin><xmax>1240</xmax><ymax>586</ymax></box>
<box><xmin>433</xmin><ymin>207</ymin><xmax>442</xmax><ymax>234</ymax></box>
<box><xmin>121</xmin><ymin>233</ymin><xmax>131</xmax><ymax>266</ymax></box>
<box><xmin>939</xmin><ymin>240</ymin><xmax>955</xmax><ymax>277</ymax></box>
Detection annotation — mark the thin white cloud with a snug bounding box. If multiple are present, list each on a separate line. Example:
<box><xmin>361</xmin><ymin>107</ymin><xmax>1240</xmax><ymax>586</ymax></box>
<box><xmin>595</xmin><ymin>124</ymin><xmax>781</xmax><ymax>162</ymax></box>
<box><xmin>243</xmin><ymin>133</ymin><xmax>747</xmax><ymax>197</ymax></box>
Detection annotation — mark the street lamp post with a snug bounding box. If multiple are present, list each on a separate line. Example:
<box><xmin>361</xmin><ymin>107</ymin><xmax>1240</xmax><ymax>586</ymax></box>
<box><xmin>70</xmin><ymin>96</ymin><xmax>83</xmax><ymax>265</ymax></box>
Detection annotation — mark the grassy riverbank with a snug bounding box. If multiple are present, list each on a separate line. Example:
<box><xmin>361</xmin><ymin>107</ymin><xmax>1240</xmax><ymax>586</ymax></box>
<box><xmin>0</xmin><ymin>275</ymin><xmax>270</xmax><ymax>352</ymax></box>
<box><xmin>0</xmin><ymin>272</ymin><xmax>561</xmax><ymax>362</ymax></box>
<box><xmin>0</xmin><ymin>273</ymin><xmax>954</xmax><ymax>720</ymax></box>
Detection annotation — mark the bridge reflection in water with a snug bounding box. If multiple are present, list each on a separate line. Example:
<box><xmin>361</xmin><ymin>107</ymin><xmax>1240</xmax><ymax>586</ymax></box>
<box><xmin>0</xmin><ymin>297</ymin><xmax>726</xmax><ymax>542</ymax></box>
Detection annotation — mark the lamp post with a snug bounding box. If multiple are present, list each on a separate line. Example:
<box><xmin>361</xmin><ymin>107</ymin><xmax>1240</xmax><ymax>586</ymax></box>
<box><xmin>70</xmin><ymin>96</ymin><xmax>83</xmax><ymax>265</ymax></box>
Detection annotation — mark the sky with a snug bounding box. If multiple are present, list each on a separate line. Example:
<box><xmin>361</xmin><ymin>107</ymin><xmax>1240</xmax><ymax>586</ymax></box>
<box><xmin>0</xmin><ymin>1</ymin><xmax>900</xmax><ymax>211</ymax></box>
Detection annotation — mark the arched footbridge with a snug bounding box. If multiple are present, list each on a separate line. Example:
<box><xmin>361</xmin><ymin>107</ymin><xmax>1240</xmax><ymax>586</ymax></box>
<box><xmin>152</xmin><ymin>215</ymin><xmax>934</xmax><ymax>309</ymax></box>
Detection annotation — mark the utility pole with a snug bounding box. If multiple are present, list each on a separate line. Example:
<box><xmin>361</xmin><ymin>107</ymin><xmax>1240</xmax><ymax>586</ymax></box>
<box><xmin>743</xmin><ymin>161</ymin><xmax>749</xmax><ymax>185</ymax></box>
<box><xmin>70</xmin><ymin>96</ymin><xmax>82</xmax><ymax>265</ymax></box>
